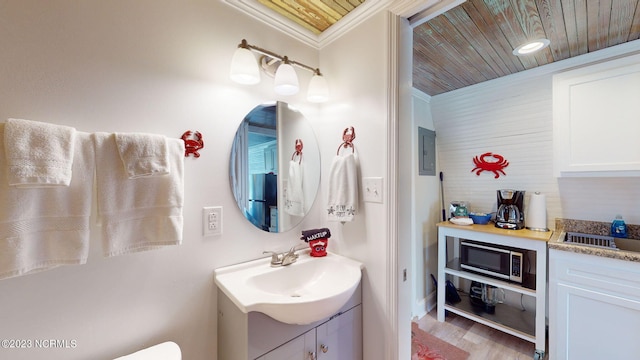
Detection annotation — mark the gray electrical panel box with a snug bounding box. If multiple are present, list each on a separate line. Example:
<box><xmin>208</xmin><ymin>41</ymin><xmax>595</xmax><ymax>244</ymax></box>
<box><xmin>418</xmin><ymin>127</ymin><xmax>435</xmax><ymax>176</ymax></box>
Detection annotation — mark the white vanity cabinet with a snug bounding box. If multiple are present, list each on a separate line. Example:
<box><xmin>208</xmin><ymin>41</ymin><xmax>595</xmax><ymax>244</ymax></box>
<box><xmin>552</xmin><ymin>53</ymin><xmax>640</xmax><ymax>177</ymax></box>
<box><xmin>549</xmin><ymin>249</ymin><xmax>640</xmax><ymax>360</ymax></box>
<box><xmin>256</xmin><ymin>304</ymin><xmax>362</xmax><ymax>360</ymax></box>
<box><xmin>217</xmin><ymin>284</ymin><xmax>362</xmax><ymax>360</ymax></box>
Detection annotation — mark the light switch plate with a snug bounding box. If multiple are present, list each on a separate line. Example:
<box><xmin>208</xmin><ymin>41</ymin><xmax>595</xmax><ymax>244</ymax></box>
<box><xmin>363</xmin><ymin>177</ymin><xmax>383</xmax><ymax>203</ymax></box>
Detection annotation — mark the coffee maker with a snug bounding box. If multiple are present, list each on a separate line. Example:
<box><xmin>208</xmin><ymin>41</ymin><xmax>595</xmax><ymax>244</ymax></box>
<box><xmin>495</xmin><ymin>189</ymin><xmax>525</xmax><ymax>230</ymax></box>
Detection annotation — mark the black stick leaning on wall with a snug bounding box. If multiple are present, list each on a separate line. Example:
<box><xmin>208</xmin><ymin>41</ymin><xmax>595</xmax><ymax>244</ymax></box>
<box><xmin>439</xmin><ymin>171</ymin><xmax>446</xmax><ymax>222</ymax></box>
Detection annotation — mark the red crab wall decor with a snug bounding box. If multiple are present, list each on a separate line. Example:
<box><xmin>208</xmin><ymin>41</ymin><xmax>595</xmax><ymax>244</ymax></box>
<box><xmin>181</xmin><ymin>130</ymin><xmax>204</xmax><ymax>158</ymax></box>
<box><xmin>471</xmin><ymin>152</ymin><xmax>509</xmax><ymax>178</ymax></box>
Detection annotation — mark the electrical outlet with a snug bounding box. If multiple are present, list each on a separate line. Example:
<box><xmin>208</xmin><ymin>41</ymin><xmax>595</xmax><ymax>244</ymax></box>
<box><xmin>203</xmin><ymin>206</ymin><xmax>223</xmax><ymax>236</ymax></box>
<box><xmin>363</xmin><ymin>177</ymin><xmax>383</xmax><ymax>203</ymax></box>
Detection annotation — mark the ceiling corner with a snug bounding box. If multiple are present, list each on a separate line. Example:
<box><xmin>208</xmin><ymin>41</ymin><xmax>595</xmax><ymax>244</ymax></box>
<box><xmin>223</xmin><ymin>0</ymin><xmax>397</xmax><ymax>49</ymax></box>
<box><xmin>222</xmin><ymin>0</ymin><xmax>321</xmax><ymax>48</ymax></box>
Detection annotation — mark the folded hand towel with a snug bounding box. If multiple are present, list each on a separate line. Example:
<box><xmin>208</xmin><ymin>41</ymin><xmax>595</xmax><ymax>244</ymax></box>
<box><xmin>115</xmin><ymin>132</ymin><xmax>169</xmax><ymax>179</ymax></box>
<box><xmin>284</xmin><ymin>160</ymin><xmax>304</xmax><ymax>217</ymax></box>
<box><xmin>327</xmin><ymin>152</ymin><xmax>359</xmax><ymax>222</ymax></box>
<box><xmin>4</xmin><ymin>118</ymin><xmax>76</xmax><ymax>187</ymax></box>
<box><xmin>93</xmin><ymin>133</ymin><xmax>184</xmax><ymax>257</ymax></box>
<box><xmin>0</xmin><ymin>125</ymin><xmax>94</xmax><ymax>280</ymax></box>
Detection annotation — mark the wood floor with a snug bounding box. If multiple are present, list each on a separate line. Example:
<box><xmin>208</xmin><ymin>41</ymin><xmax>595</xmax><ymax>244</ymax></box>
<box><xmin>415</xmin><ymin>309</ymin><xmax>547</xmax><ymax>360</ymax></box>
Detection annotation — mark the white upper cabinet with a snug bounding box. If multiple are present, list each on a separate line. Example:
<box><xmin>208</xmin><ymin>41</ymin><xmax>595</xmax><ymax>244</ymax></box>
<box><xmin>553</xmin><ymin>54</ymin><xmax>640</xmax><ymax>177</ymax></box>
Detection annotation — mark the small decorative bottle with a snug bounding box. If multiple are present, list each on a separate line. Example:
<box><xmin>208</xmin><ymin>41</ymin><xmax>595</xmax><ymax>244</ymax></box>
<box><xmin>611</xmin><ymin>215</ymin><xmax>628</xmax><ymax>238</ymax></box>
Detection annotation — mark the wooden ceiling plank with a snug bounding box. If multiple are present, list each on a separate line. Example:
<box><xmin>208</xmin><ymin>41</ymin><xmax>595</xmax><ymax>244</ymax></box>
<box><xmin>326</xmin><ymin>0</ymin><xmax>357</xmax><ymax>12</ymax></box>
<box><xmin>413</xmin><ymin>44</ymin><xmax>467</xmax><ymax>95</ymax></box>
<box><xmin>305</xmin><ymin>0</ymin><xmax>344</xmax><ymax>20</ymax></box>
<box><xmin>467</xmin><ymin>0</ymin><xmax>527</xmax><ymax>72</ymax></box>
<box><xmin>416</xmin><ymin>21</ymin><xmax>488</xmax><ymax>86</ymax></box>
<box><xmin>444</xmin><ymin>5</ymin><xmax>513</xmax><ymax>77</ymax></box>
<box><xmin>510</xmin><ymin>0</ymin><xmax>555</xmax><ymax>65</ymax></box>
<box><xmin>560</xmin><ymin>0</ymin><xmax>580</xmax><ymax>56</ymax></box>
<box><xmin>317</xmin><ymin>0</ymin><xmax>348</xmax><ymax>16</ymax></box>
<box><xmin>608</xmin><ymin>0</ymin><xmax>638</xmax><ymax>45</ymax></box>
<box><xmin>413</xmin><ymin>44</ymin><xmax>469</xmax><ymax>91</ymax></box>
<box><xmin>573</xmin><ymin>0</ymin><xmax>590</xmax><ymax>55</ymax></box>
<box><xmin>413</xmin><ymin>50</ymin><xmax>466</xmax><ymax>95</ymax></box>
<box><xmin>586</xmin><ymin>0</ymin><xmax>612</xmax><ymax>51</ymax></box>
<box><xmin>536</xmin><ymin>0</ymin><xmax>571</xmax><ymax>61</ymax></box>
<box><xmin>412</xmin><ymin>60</ymin><xmax>457</xmax><ymax>95</ymax></box>
<box><xmin>627</xmin><ymin>0</ymin><xmax>640</xmax><ymax>40</ymax></box>
<box><xmin>259</xmin><ymin>0</ymin><xmax>336</xmax><ymax>33</ymax></box>
<box><xmin>283</xmin><ymin>0</ymin><xmax>341</xmax><ymax>24</ymax></box>
<box><xmin>258</xmin><ymin>0</ymin><xmax>324</xmax><ymax>33</ymax></box>
<box><xmin>413</xmin><ymin>40</ymin><xmax>470</xmax><ymax>92</ymax></box>
<box><xmin>409</xmin><ymin>0</ymin><xmax>639</xmax><ymax>96</ymax></box>
<box><xmin>482</xmin><ymin>0</ymin><xmax>536</xmax><ymax>70</ymax></box>
<box><xmin>413</xmin><ymin>25</ymin><xmax>479</xmax><ymax>88</ymax></box>
<box><xmin>428</xmin><ymin>14</ymin><xmax>499</xmax><ymax>82</ymax></box>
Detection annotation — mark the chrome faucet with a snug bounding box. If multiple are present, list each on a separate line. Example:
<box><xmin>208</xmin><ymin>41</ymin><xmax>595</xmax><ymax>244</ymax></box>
<box><xmin>281</xmin><ymin>246</ymin><xmax>300</xmax><ymax>266</ymax></box>
<box><xmin>263</xmin><ymin>250</ymin><xmax>283</xmax><ymax>267</ymax></box>
<box><xmin>263</xmin><ymin>244</ymin><xmax>307</xmax><ymax>267</ymax></box>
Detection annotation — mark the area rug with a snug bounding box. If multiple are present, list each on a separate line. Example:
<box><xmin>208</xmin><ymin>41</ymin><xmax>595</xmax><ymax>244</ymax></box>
<box><xmin>411</xmin><ymin>322</ymin><xmax>470</xmax><ymax>360</ymax></box>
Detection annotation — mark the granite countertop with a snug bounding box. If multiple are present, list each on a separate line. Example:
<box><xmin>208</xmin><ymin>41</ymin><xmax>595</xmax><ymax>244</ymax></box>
<box><xmin>549</xmin><ymin>218</ymin><xmax>640</xmax><ymax>263</ymax></box>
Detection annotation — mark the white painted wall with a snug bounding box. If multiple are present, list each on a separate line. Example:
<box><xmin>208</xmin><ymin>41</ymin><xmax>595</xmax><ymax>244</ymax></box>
<box><xmin>409</xmin><ymin>89</ymin><xmax>440</xmax><ymax>319</ymax></box>
<box><xmin>317</xmin><ymin>11</ymin><xmax>392</xmax><ymax>360</ymax></box>
<box><xmin>0</xmin><ymin>1</ymin><xmax>368</xmax><ymax>359</ymax></box>
<box><xmin>431</xmin><ymin>41</ymin><xmax>640</xmax><ymax>228</ymax></box>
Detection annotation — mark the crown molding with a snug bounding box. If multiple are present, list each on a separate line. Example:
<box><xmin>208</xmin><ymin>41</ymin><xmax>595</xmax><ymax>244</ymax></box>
<box><xmin>223</xmin><ymin>0</ymin><xmax>464</xmax><ymax>48</ymax></box>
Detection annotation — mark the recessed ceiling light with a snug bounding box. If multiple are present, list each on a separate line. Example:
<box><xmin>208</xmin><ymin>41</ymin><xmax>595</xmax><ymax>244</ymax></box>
<box><xmin>513</xmin><ymin>38</ymin><xmax>550</xmax><ymax>56</ymax></box>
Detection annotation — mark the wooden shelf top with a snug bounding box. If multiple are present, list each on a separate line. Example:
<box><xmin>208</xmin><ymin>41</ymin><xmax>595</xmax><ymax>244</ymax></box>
<box><xmin>437</xmin><ymin>221</ymin><xmax>553</xmax><ymax>242</ymax></box>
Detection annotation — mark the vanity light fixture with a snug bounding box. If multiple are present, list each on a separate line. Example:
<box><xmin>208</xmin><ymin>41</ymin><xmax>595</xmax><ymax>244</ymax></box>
<box><xmin>273</xmin><ymin>56</ymin><xmax>299</xmax><ymax>96</ymax></box>
<box><xmin>230</xmin><ymin>39</ymin><xmax>329</xmax><ymax>102</ymax></box>
<box><xmin>230</xmin><ymin>41</ymin><xmax>261</xmax><ymax>85</ymax></box>
<box><xmin>307</xmin><ymin>70</ymin><xmax>329</xmax><ymax>103</ymax></box>
<box><xmin>512</xmin><ymin>38</ymin><xmax>551</xmax><ymax>56</ymax></box>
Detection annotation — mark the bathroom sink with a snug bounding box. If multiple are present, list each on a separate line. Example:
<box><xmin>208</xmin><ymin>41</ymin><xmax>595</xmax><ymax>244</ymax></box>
<box><xmin>214</xmin><ymin>251</ymin><xmax>363</xmax><ymax>325</ymax></box>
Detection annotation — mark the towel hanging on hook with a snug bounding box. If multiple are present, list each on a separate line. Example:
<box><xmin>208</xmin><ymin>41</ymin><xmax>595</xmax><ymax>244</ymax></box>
<box><xmin>328</xmin><ymin>126</ymin><xmax>358</xmax><ymax>222</ymax></box>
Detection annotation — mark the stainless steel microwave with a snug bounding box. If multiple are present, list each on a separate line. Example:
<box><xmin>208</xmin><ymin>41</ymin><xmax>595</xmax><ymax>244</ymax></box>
<box><xmin>460</xmin><ymin>241</ymin><xmax>524</xmax><ymax>283</ymax></box>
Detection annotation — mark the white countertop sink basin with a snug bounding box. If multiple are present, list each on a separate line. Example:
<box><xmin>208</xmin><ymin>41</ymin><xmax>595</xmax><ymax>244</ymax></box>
<box><xmin>214</xmin><ymin>251</ymin><xmax>363</xmax><ymax>325</ymax></box>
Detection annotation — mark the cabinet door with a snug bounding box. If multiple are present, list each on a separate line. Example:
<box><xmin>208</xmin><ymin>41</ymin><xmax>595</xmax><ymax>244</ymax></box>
<box><xmin>256</xmin><ymin>329</ymin><xmax>315</xmax><ymax>360</ymax></box>
<box><xmin>554</xmin><ymin>282</ymin><xmax>640</xmax><ymax>359</ymax></box>
<box><xmin>553</xmin><ymin>53</ymin><xmax>640</xmax><ymax>176</ymax></box>
<box><xmin>549</xmin><ymin>250</ymin><xmax>640</xmax><ymax>360</ymax></box>
<box><xmin>316</xmin><ymin>305</ymin><xmax>362</xmax><ymax>360</ymax></box>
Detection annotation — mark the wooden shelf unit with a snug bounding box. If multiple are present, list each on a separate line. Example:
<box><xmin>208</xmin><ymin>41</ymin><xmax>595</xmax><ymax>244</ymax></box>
<box><xmin>437</xmin><ymin>222</ymin><xmax>552</xmax><ymax>359</ymax></box>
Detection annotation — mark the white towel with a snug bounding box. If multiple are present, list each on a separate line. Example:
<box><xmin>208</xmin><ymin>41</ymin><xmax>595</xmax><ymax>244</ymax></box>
<box><xmin>284</xmin><ymin>160</ymin><xmax>304</xmax><ymax>217</ymax></box>
<box><xmin>115</xmin><ymin>132</ymin><xmax>169</xmax><ymax>179</ymax></box>
<box><xmin>4</xmin><ymin>118</ymin><xmax>76</xmax><ymax>187</ymax></box>
<box><xmin>93</xmin><ymin>132</ymin><xmax>184</xmax><ymax>257</ymax></box>
<box><xmin>0</xmin><ymin>125</ymin><xmax>94</xmax><ymax>280</ymax></box>
<box><xmin>327</xmin><ymin>152</ymin><xmax>359</xmax><ymax>222</ymax></box>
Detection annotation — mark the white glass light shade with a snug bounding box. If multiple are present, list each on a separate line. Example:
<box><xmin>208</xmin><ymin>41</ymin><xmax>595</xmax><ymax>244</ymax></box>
<box><xmin>274</xmin><ymin>63</ymin><xmax>299</xmax><ymax>95</ymax></box>
<box><xmin>307</xmin><ymin>74</ymin><xmax>329</xmax><ymax>103</ymax></box>
<box><xmin>230</xmin><ymin>47</ymin><xmax>260</xmax><ymax>84</ymax></box>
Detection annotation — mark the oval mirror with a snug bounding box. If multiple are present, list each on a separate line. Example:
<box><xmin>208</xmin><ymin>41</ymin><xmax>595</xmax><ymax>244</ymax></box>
<box><xmin>229</xmin><ymin>102</ymin><xmax>321</xmax><ymax>233</ymax></box>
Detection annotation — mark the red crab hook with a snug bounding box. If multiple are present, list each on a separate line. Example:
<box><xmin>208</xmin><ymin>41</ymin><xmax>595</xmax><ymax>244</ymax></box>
<box><xmin>336</xmin><ymin>126</ymin><xmax>356</xmax><ymax>155</ymax></box>
<box><xmin>181</xmin><ymin>130</ymin><xmax>204</xmax><ymax>158</ymax></box>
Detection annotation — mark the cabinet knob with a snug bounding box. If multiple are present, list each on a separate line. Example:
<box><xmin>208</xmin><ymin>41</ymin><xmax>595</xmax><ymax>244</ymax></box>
<box><xmin>320</xmin><ymin>344</ymin><xmax>329</xmax><ymax>353</ymax></box>
<box><xmin>308</xmin><ymin>351</ymin><xmax>316</xmax><ymax>360</ymax></box>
